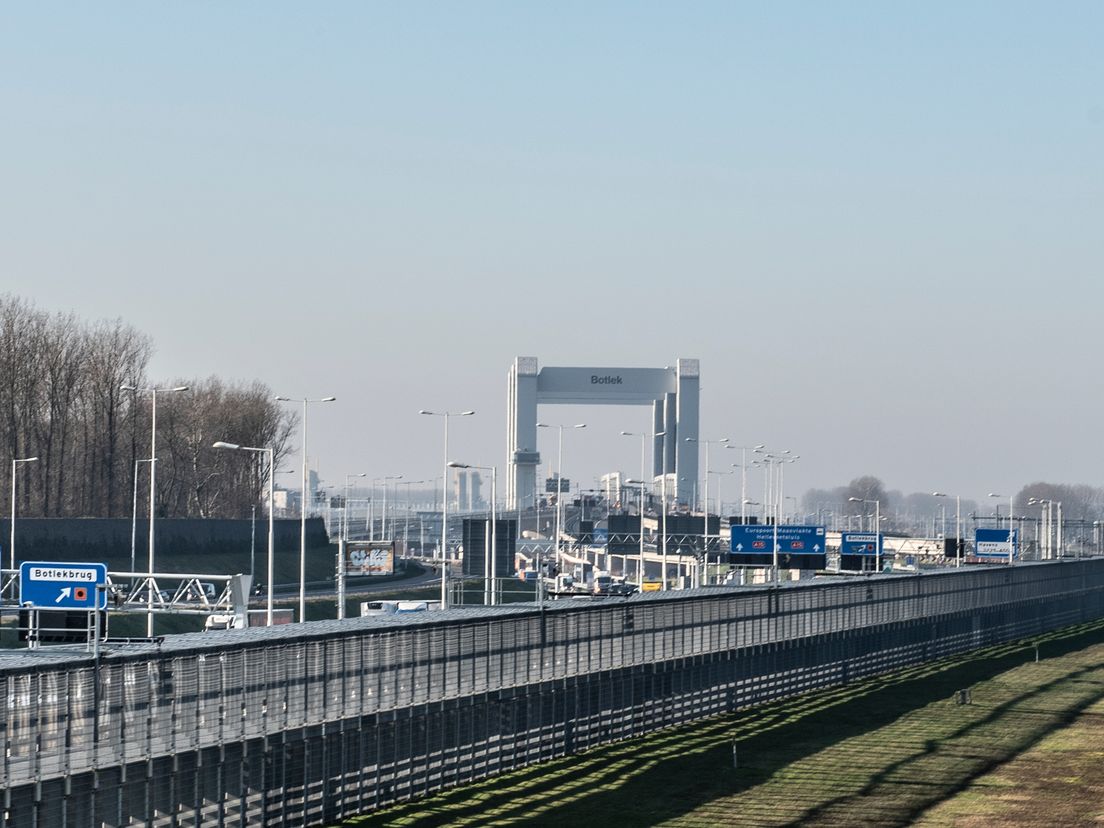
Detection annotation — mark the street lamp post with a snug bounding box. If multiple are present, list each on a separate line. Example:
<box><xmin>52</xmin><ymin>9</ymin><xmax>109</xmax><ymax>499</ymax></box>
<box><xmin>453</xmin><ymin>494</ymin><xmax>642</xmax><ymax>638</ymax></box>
<box><xmin>397</xmin><ymin>480</ymin><xmax>425</xmax><ymax>551</ymax></box>
<box><xmin>776</xmin><ymin>456</ymin><xmax>798</xmax><ymax>525</ymax></box>
<box><xmin>621</xmin><ymin>429</ymin><xmax>664</xmax><ymax>586</ymax></box>
<box><xmin>9</xmin><ymin>456</ymin><xmax>39</xmax><ymax>571</ymax></box>
<box><xmin>932</xmin><ymin>492</ymin><xmax>962</xmax><ymax>567</ymax></box>
<box><xmin>122</xmin><ymin>384</ymin><xmax>189</xmax><ymax>636</ymax></box>
<box><xmin>1029</xmin><ymin>498</ymin><xmax>1047</xmax><ymax>559</ymax></box>
<box><xmin>420</xmin><ymin>409</ymin><xmax>475</xmax><ymax>607</ymax></box>
<box><xmin>538</xmin><ymin>423</ymin><xmax>586</xmax><ymax>578</ymax></box>
<box><xmin>660</xmin><ymin>469</ymin><xmax>669</xmax><ymax>590</ymax></box>
<box><xmin>848</xmin><ymin>496</ymin><xmax>881</xmax><ymax>572</ymax></box>
<box><xmin>343</xmin><ymin>473</ymin><xmax>367</xmax><ymax>542</ymax></box>
<box><xmin>213</xmin><ymin>442</ymin><xmax>276</xmax><ymax>625</ymax></box>
<box><xmin>989</xmin><ymin>493</ymin><xmax>1015</xmax><ymax>564</ymax></box>
<box><xmin>686</xmin><ymin>437</ymin><xmax>729</xmax><ymax>587</ymax></box>
<box><xmin>449</xmin><ymin>463</ymin><xmax>497</xmax><ymax>604</ymax></box>
<box><xmin>1030</xmin><ymin>498</ymin><xmax>1061</xmax><ymax>560</ymax></box>
<box><xmin>130</xmin><ymin>458</ymin><xmax>154</xmax><ymax>579</ymax></box>
<box><xmin>625</xmin><ymin>478</ymin><xmax>648</xmax><ymax>585</ymax></box>
<box><xmin>376</xmin><ymin>474</ymin><xmax>403</xmax><ymax>541</ymax></box>
<box><xmin>710</xmin><ymin>469</ymin><xmax>735</xmax><ymax>518</ymax></box>
<box><xmin>754</xmin><ymin>452</ymin><xmax>798</xmax><ymax>583</ymax></box>
<box><xmin>275</xmin><ymin>395</ymin><xmax>336</xmax><ymax>623</ymax></box>
<box><xmin>709</xmin><ymin>469</ymin><xmax>736</xmax><ymax>585</ymax></box>
<box><xmin>726</xmin><ymin>445</ymin><xmax>765</xmax><ymax>527</ymax></box>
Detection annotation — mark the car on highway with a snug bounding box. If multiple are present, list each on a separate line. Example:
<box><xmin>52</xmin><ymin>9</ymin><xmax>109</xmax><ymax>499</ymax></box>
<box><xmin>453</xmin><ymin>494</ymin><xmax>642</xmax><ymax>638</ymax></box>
<box><xmin>607</xmin><ymin>582</ymin><xmax>637</xmax><ymax>596</ymax></box>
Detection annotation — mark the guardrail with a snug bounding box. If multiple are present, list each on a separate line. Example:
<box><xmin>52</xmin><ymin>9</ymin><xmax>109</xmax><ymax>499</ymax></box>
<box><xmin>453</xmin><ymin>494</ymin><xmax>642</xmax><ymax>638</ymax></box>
<box><xmin>1</xmin><ymin>569</ymin><xmax>247</xmax><ymax>615</ymax></box>
<box><xmin>1</xmin><ymin>558</ymin><xmax>1102</xmax><ymax>826</ymax></box>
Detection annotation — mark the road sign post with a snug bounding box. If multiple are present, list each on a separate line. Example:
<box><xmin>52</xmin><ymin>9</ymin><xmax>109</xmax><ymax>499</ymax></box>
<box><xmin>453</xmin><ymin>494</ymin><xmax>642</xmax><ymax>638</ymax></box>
<box><xmin>730</xmin><ymin>525</ymin><xmax>826</xmax><ymax>576</ymax></box>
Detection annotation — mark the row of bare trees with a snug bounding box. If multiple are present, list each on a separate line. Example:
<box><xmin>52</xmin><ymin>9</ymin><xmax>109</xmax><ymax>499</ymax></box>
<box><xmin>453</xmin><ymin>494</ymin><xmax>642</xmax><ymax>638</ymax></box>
<box><xmin>802</xmin><ymin>477</ymin><xmax>981</xmax><ymax>527</ymax></box>
<box><xmin>0</xmin><ymin>295</ymin><xmax>296</xmax><ymax>519</ymax></box>
<box><xmin>804</xmin><ymin>476</ymin><xmax>1104</xmax><ymax>529</ymax></box>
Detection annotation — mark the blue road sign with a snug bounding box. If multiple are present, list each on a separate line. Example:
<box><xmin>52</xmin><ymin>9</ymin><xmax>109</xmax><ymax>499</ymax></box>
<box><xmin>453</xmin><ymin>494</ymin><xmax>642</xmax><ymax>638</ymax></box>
<box><xmin>840</xmin><ymin>532</ymin><xmax>882</xmax><ymax>556</ymax></box>
<box><xmin>974</xmin><ymin>529</ymin><xmax>1019</xmax><ymax>559</ymax></box>
<box><xmin>593</xmin><ymin>527</ymin><xmax>608</xmax><ymax>546</ymax></box>
<box><xmin>730</xmin><ymin>525</ymin><xmax>826</xmax><ymax>555</ymax></box>
<box><xmin>20</xmin><ymin>561</ymin><xmax>108</xmax><ymax>610</ymax></box>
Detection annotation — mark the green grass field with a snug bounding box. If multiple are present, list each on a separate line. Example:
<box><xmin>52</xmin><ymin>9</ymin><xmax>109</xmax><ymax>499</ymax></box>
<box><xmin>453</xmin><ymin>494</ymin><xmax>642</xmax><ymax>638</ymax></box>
<box><xmin>349</xmin><ymin>619</ymin><xmax>1104</xmax><ymax>827</ymax></box>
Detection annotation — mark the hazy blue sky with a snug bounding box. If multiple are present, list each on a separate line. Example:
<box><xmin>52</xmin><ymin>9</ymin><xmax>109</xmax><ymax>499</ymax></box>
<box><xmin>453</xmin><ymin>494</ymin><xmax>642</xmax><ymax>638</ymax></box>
<box><xmin>2</xmin><ymin>3</ymin><xmax>1101</xmax><ymax>506</ymax></box>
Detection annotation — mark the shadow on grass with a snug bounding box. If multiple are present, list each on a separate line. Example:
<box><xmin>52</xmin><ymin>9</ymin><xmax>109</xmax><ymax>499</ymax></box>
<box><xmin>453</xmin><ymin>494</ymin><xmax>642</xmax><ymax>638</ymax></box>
<box><xmin>783</xmin><ymin>654</ymin><xmax>1104</xmax><ymax>826</ymax></box>
<box><xmin>351</xmin><ymin>619</ymin><xmax>1104</xmax><ymax>827</ymax></box>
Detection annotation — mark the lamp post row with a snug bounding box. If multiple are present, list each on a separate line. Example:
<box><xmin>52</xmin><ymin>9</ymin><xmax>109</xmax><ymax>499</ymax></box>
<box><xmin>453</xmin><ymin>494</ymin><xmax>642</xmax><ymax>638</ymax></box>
<box><xmin>212</xmin><ymin>442</ymin><xmax>275</xmax><ymax>625</ymax></box>
<box><xmin>420</xmin><ymin>410</ymin><xmax>474</xmax><ymax>607</ymax></box>
<box><xmin>121</xmin><ymin>384</ymin><xmax>189</xmax><ymax>636</ymax></box>
<box><xmin>275</xmin><ymin>396</ymin><xmax>336</xmax><ymax>624</ymax></box>
<box><xmin>6</xmin><ymin>384</ymin><xmax>1041</xmax><ymax>629</ymax></box>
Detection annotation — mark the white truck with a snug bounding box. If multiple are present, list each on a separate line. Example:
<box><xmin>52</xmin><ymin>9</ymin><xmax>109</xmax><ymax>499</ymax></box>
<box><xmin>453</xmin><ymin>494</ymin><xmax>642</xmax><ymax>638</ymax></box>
<box><xmin>592</xmin><ymin>571</ymin><xmax>613</xmax><ymax>595</ymax></box>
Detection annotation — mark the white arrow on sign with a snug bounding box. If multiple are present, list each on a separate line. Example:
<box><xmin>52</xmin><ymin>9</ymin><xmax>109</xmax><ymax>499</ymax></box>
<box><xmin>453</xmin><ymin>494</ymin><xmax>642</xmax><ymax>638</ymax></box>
<box><xmin>56</xmin><ymin>587</ymin><xmax>72</xmax><ymax>603</ymax></box>
<box><xmin>814</xmin><ymin>544</ymin><xmax>821</xmax><ymax>552</ymax></box>
<box><xmin>736</xmin><ymin>544</ymin><xmax>744</xmax><ymax>551</ymax></box>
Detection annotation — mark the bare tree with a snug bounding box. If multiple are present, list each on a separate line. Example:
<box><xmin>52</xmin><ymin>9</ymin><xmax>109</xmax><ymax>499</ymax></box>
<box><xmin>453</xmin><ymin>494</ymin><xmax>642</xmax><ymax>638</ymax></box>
<box><xmin>85</xmin><ymin>319</ymin><xmax>153</xmax><ymax>517</ymax></box>
<box><xmin>0</xmin><ymin>295</ymin><xmax>294</xmax><ymax>520</ymax></box>
<box><xmin>155</xmin><ymin>376</ymin><xmax>297</xmax><ymax>519</ymax></box>
<box><xmin>844</xmin><ymin>476</ymin><xmax>887</xmax><ymax>514</ymax></box>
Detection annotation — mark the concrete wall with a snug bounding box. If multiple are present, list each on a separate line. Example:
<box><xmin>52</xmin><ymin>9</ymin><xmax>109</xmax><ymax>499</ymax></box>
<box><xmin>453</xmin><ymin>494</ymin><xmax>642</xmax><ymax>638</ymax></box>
<box><xmin>0</xmin><ymin>517</ymin><xmax>329</xmax><ymax>562</ymax></box>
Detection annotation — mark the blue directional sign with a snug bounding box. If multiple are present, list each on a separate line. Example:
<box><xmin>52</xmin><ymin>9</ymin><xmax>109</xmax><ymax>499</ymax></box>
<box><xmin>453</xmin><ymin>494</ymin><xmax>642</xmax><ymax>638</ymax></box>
<box><xmin>593</xmin><ymin>527</ymin><xmax>608</xmax><ymax>546</ymax></box>
<box><xmin>20</xmin><ymin>561</ymin><xmax>109</xmax><ymax>610</ymax></box>
<box><xmin>840</xmin><ymin>532</ymin><xmax>882</xmax><ymax>556</ymax></box>
<box><xmin>974</xmin><ymin>529</ymin><xmax>1019</xmax><ymax>560</ymax></box>
<box><xmin>730</xmin><ymin>525</ymin><xmax>826</xmax><ymax>555</ymax></box>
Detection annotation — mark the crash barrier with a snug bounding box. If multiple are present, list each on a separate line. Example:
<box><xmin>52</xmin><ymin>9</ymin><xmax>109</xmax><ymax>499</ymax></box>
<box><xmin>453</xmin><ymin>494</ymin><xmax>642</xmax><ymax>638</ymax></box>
<box><xmin>1</xmin><ymin>558</ymin><xmax>1103</xmax><ymax>826</ymax></box>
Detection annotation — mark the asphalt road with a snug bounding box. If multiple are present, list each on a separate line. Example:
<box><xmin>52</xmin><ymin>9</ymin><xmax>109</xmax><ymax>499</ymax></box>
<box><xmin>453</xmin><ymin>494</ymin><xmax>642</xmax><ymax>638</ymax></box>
<box><xmin>260</xmin><ymin>564</ymin><xmax>441</xmax><ymax>602</ymax></box>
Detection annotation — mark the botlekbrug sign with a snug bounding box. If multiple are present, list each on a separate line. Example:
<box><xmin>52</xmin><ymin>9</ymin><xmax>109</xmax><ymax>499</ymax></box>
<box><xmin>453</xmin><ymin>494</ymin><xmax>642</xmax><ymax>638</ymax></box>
<box><xmin>840</xmin><ymin>532</ymin><xmax>882</xmax><ymax>556</ymax></box>
<box><xmin>20</xmin><ymin>561</ymin><xmax>109</xmax><ymax>610</ymax></box>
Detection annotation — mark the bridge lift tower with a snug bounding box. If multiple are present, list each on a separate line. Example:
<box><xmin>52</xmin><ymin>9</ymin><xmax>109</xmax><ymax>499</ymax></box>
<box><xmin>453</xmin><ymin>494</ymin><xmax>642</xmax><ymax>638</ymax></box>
<box><xmin>506</xmin><ymin>357</ymin><xmax>700</xmax><ymax>510</ymax></box>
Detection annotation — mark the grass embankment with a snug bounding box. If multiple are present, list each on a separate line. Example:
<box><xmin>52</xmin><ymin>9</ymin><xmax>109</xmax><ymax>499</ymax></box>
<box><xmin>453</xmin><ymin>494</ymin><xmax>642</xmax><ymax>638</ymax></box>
<box><xmin>349</xmin><ymin>619</ymin><xmax>1104</xmax><ymax>827</ymax></box>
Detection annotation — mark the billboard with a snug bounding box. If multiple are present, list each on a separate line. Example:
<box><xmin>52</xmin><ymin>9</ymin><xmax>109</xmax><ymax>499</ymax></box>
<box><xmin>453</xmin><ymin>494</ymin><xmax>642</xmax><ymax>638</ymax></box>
<box><xmin>346</xmin><ymin>541</ymin><xmax>395</xmax><ymax>576</ymax></box>
<box><xmin>974</xmin><ymin>529</ymin><xmax>1019</xmax><ymax>560</ymax></box>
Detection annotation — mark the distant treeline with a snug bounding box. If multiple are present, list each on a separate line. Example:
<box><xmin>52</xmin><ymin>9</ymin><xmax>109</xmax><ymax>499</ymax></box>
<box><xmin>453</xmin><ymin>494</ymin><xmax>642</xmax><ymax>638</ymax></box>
<box><xmin>804</xmin><ymin>475</ymin><xmax>1104</xmax><ymax>525</ymax></box>
<box><xmin>0</xmin><ymin>295</ymin><xmax>297</xmax><ymax>520</ymax></box>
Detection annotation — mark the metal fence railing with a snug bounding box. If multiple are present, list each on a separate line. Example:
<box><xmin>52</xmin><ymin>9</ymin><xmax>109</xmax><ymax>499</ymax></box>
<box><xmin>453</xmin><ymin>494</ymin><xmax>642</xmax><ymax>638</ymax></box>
<box><xmin>1</xmin><ymin>558</ymin><xmax>1103</xmax><ymax>826</ymax></box>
